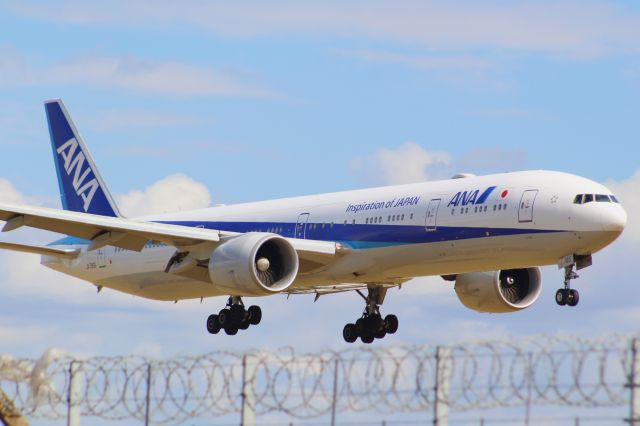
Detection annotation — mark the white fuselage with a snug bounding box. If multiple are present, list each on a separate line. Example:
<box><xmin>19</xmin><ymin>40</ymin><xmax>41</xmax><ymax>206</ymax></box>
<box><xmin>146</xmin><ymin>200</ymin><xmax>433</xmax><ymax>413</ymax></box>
<box><xmin>42</xmin><ymin>170</ymin><xmax>626</xmax><ymax>301</ymax></box>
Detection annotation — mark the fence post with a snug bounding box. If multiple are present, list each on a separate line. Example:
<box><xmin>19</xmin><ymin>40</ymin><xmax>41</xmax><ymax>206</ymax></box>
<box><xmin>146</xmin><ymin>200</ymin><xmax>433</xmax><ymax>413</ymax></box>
<box><xmin>434</xmin><ymin>346</ymin><xmax>452</xmax><ymax>426</ymax></box>
<box><xmin>524</xmin><ymin>352</ymin><xmax>533</xmax><ymax>426</ymax></box>
<box><xmin>330</xmin><ymin>358</ymin><xmax>339</xmax><ymax>426</ymax></box>
<box><xmin>241</xmin><ymin>354</ymin><xmax>256</xmax><ymax>426</ymax></box>
<box><xmin>629</xmin><ymin>338</ymin><xmax>640</xmax><ymax>425</ymax></box>
<box><xmin>144</xmin><ymin>363</ymin><xmax>152</xmax><ymax>426</ymax></box>
<box><xmin>67</xmin><ymin>360</ymin><xmax>81</xmax><ymax>426</ymax></box>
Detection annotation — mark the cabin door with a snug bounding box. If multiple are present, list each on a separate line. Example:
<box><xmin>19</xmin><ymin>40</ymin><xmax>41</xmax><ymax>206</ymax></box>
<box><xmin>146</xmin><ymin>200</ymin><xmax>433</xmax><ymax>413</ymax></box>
<box><xmin>518</xmin><ymin>190</ymin><xmax>538</xmax><ymax>223</ymax></box>
<box><xmin>425</xmin><ymin>198</ymin><xmax>441</xmax><ymax>231</ymax></box>
<box><xmin>295</xmin><ymin>213</ymin><xmax>310</xmax><ymax>239</ymax></box>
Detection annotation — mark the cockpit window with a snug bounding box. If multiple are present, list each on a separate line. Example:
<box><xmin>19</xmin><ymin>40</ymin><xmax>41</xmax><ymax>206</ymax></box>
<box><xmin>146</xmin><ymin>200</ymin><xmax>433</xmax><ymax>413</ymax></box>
<box><xmin>574</xmin><ymin>193</ymin><xmax>618</xmax><ymax>204</ymax></box>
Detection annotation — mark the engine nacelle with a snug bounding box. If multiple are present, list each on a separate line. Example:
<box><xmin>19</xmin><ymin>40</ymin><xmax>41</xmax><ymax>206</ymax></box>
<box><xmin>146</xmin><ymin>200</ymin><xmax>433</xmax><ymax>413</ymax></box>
<box><xmin>454</xmin><ymin>267</ymin><xmax>542</xmax><ymax>313</ymax></box>
<box><xmin>209</xmin><ymin>233</ymin><xmax>299</xmax><ymax>296</ymax></box>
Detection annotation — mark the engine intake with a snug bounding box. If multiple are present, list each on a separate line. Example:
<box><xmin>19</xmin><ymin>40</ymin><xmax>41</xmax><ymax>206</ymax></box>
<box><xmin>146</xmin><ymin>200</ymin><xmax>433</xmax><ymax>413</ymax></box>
<box><xmin>209</xmin><ymin>233</ymin><xmax>299</xmax><ymax>296</ymax></box>
<box><xmin>454</xmin><ymin>267</ymin><xmax>542</xmax><ymax>313</ymax></box>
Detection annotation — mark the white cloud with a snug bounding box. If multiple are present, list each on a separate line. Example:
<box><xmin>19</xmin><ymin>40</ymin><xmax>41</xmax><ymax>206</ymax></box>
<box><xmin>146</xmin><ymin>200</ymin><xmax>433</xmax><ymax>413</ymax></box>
<box><xmin>0</xmin><ymin>49</ymin><xmax>277</xmax><ymax>97</ymax></box>
<box><xmin>606</xmin><ymin>170</ymin><xmax>640</xmax><ymax>242</ymax></box>
<box><xmin>350</xmin><ymin>142</ymin><xmax>529</xmax><ymax>185</ymax></box>
<box><xmin>0</xmin><ymin>178</ymin><xmax>28</xmax><ymax>205</ymax></box>
<box><xmin>117</xmin><ymin>173</ymin><xmax>211</xmax><ymax>217</ymax></box>
<box><xmin>350</xmin><ymin>142</ymin><xmax>452</xmax><ymax>186</ymax></box>
<box><xmin>9</xmin><ymin>1</ymin><xmax>640</xmax><ymax>58</ymax></box>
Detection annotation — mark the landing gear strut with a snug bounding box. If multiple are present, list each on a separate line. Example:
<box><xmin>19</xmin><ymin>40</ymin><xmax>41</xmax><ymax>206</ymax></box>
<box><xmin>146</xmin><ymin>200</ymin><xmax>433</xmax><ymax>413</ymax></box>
<box><xmin>343</xmin><ymin>286</ymin><xmax>398</xmax><ymax>344</ymax></box>
<box><xmin>555</xmin><ymin>265</ymin><xmax>579</xmax><ymax>307</ymax></box>
<box><xmin>206</xmin><ymin>297</ymin><xmax>262</xmax><ymax>335</ymax></box>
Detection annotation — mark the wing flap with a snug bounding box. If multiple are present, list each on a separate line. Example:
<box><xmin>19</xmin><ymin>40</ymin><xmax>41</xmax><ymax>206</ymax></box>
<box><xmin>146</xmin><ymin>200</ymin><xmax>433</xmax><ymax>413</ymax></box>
<box><xmin>0</xmin><ymin>241</ymin><xmax>80</xmax><ymax>259</ymax></box>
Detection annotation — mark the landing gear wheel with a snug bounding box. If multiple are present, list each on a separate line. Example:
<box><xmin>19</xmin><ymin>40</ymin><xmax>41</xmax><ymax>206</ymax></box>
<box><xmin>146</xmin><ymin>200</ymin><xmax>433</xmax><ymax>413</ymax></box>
<box><xmin>218</xmin><ymin>308</ymin><xmax>232</xmax><ymax>326</ymax></box>
<box><xmin>248</xmin><ymin>305</ymin><xmax>262</xmax><ymax>325</ymax></box>
<box><xmin>374</xmin><ymin>328</ymin><xmax>387</xmax><ymax>339</ymax></box>
<box><xmin>361</xmin><ymin>333</ymin><xmax>374</xmax><ymax>344</ymax></box>
<box><xmin>343</xmin><ymin>323</ymin><xmax>357</xmax><ymax>343</ymax></box>
<box><xmin>567</xmin><ymin>289</ymin><xmax>580</xmax><ymax>307</ymax></box>
<box><xmin>384</xmin><ymin>314</ymin><xmax>399</xmax><ymax>334</ymax></box>
<box><xmin>230</xmin><ymin>305</ymin><xmax>245</xmax><ymax>323</ymax></box>
<box><xmin>238</xmin><ymin>319</ymin><xmax>250</xmax><ymax>330</ymax></box>
<box><xmin>354</xmin><ymin>318</ymin><xmax>364</xmax><ymax>336</ymax></box>
<box><xmin>224</xmin><ymin>325</ymin><xmax>238</xmax><ymax>335</ymax></box>
<box><xmin>555</xmin><ymin>289</ymin><xmax>567</xmax><ymax>306</ymax></box>
<box><xmin>206</xmin><ymin>314</ymin><xmax>221</xmax><ymax>334</ymax></box>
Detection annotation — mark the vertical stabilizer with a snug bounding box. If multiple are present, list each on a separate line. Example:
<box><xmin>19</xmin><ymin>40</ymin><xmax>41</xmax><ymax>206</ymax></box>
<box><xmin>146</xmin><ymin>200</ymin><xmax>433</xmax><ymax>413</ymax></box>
<box><xmin>45</xmin><ymin>99</ymin><xmax>122</xmax><ymax>217</ymax></box>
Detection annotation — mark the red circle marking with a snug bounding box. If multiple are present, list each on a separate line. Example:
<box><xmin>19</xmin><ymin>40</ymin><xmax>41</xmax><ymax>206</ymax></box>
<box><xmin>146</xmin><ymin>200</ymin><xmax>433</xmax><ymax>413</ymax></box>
<box><xmin>501</xmin><ymin>189</ymin><xmax>509</xmax><ymax>198</ymax></box>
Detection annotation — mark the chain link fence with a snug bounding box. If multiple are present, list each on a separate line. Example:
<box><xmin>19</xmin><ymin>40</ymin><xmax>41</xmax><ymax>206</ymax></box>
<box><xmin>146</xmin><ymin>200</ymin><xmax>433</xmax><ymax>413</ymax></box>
<box><xmin>0</xmin><ymin>334</ymin><xmax>638</xmax><ymax>425</ymax></box>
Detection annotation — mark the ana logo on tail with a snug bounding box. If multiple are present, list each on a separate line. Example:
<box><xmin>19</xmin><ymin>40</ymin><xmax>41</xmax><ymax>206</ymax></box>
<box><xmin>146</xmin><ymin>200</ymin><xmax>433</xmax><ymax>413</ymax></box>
<box><xmin>56</xmin><ymin>138</ymin><xmax>99</xmax><ymax>212</ymax></box>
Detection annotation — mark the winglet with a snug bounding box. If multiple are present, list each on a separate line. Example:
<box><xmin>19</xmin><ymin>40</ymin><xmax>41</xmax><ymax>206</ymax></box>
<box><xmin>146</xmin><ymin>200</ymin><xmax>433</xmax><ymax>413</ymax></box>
<box><xmin>45</xmin><ymin>99</ymin><xmax>122</xmax><ymax>217</ymax></box>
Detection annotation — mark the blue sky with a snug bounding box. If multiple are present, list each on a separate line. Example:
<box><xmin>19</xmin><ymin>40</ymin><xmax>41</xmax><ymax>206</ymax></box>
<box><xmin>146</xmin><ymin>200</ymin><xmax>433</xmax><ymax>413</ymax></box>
<box><xmin>1</xmin><ymin>1</ymin><xmax>640</xmax><ymax>423</ymax></box>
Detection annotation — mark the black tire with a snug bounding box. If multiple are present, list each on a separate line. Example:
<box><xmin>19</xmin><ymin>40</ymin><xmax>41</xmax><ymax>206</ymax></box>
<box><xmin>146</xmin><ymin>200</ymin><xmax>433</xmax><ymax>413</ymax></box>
<box><xmin>568</xmin><ymin>289</ymin><xmax>580</xmax><ymax>307</ymax></box>
<box><xmin>343</xmin><ymin>323</ymin><xmax>357</xmax><ymax>343</ymax></box>
<box><xmin>384</xmin><ymin>314</ymin><xmax>399</xmax><ymax>334</ymax></box>
<box><xmin>230</xmin><ymin>305</ymin><xmax>245</xmax><ymax>323</ymax></box>
<box><xmin>218</xmin><ymin>308</ymin><xmax>231</xmax><ymax>326</ymax></box>
<box><xmin>555</xmin><ymin>289</ymin><xmax>567</xmax><ymax>306</ymax></box>
<box><xmin>361</xmin><ymin>333</ymin><xmax>374</xmax><ymax>344</ymax></box>
<box><xmin>355</xmin><ymin>317</ymin><xmax>365</xmax><ymax>336</ymax></box>
<box><xmin>374</xmin><ymin>328</ymin><xmax>387</xmax><ymax>339</ymax></box>
<box><xmin>238</xmin><ymin>319</ymin><xmax>250</xmax><ymax>330</ymax></box>
<box><xmin>206</xmin><ymin>314</ymin><xmax>221</xmax><ymax>334</ymax></box>
<box><xmin>224</xmin><ymin>325</ymin><xmax>239</xmax><ymax>335</ymax></box>
<box><xmin>248</xmin><ymin>305</ymin><xmax>262</xmax><ymax>325</ymax></box>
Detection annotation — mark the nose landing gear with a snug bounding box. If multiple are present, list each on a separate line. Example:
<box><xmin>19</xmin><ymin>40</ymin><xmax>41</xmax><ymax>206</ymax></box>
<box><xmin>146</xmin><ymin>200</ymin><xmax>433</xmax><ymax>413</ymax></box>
<box><xmin>343</xmin><ymin>286</ymin><xmax>398</xmax><ymax>344</ymax></box>
<box><xmin>555</xmin><ymin>265</ymin><xmax>580</xmax><ymax>307</ymax></box>
<box><xmin>206</xmin><ymin>296</ymin><xmax>262</xmax><ymax>335</ymax></box>
<box><xmin>555</xmin><ymin>254</ymin><xmax>591</xmax><ymax>307</ymax></box>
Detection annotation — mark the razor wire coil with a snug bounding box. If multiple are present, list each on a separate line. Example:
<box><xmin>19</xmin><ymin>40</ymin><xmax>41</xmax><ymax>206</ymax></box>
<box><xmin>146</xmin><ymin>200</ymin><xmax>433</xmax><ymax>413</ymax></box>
<box><xmin>0</xmin><ymin>334</ymin><xmax>634</xmax><ymax>423</ymax></box>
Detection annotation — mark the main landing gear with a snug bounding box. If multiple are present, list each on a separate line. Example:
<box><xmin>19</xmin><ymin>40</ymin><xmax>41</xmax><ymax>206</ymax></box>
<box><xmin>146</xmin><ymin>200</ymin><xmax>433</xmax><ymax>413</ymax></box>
<box><xmin>206</xmin><ymin>296</ymin><xmax>262</xmax><ymax>335</ymax></box>
<box><xmin>343</xmin><ymin>287</ymin><xmax>398</xmax><ymax>344</ymax></box>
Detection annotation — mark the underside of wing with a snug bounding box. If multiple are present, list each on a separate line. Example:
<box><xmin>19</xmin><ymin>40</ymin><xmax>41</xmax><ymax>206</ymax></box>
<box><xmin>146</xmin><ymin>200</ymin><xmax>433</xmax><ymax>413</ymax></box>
<box><xmin>0</xmin><ymin>241</ymin><xmax>80</xmax><ymax>259</ymax></box>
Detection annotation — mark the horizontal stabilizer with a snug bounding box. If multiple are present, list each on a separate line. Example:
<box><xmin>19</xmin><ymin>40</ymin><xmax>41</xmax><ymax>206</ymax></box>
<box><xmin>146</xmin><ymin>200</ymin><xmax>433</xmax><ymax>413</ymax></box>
<box><xmin>0</xmin><ymin>241</ymin><xmax>80</xmax><ymax>259</ymax></box>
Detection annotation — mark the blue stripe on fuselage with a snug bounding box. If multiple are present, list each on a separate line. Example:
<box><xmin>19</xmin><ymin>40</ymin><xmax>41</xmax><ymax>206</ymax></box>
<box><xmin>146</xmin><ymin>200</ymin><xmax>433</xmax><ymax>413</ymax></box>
<box><xmin>46</xmin><ymin>222</ymin><xmax>562</xmax><ymax>250</ymax></box>
<box><xmin>155</xmin><ymin>220</ymin><xmax>561</xmax><ymax>249</ymax></box>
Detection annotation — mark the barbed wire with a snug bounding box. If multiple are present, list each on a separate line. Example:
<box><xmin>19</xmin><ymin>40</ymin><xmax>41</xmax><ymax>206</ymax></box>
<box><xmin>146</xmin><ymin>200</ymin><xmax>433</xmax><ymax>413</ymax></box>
<box><xmin>0</xmin><ymin>334</ymin><xmax>634</xmax><ymax>424</ymax></box>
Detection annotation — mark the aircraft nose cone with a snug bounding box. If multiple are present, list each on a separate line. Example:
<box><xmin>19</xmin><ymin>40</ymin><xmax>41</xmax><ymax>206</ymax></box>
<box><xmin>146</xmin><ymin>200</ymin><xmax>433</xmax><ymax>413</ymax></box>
<box><xmin>601</xmin><ymin>206</ymin><xmax>627</xmax><ymax>232</ymax></box>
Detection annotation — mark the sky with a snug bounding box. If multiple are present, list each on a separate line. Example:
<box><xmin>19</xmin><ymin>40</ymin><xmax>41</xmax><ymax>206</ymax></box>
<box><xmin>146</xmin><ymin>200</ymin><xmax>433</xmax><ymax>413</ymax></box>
<box><xmin>0</xmin><ymin>0</ymin><xmax>640</xmax><ymax>423</ymax></box>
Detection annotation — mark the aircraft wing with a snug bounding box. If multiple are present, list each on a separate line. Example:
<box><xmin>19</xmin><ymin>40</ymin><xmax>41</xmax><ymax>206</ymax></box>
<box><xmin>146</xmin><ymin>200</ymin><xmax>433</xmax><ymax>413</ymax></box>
<box><xmin>0</xmin><ymin>241</ymin><xmax>80</xmax><ymax>259</ymax></box>
<box><xmin>0</xmin><ymin>203</ymin><xmax>342</xmax><ymax>259</ymax></box>
<box><xmin>0</xmin><ymin>202</ymin><xmax>226</xmax><ymax>251</ymax></box>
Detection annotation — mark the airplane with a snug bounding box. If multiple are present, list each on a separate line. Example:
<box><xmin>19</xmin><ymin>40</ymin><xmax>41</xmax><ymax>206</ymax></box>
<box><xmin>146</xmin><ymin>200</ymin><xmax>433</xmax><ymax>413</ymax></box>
<box><xmin>0</xmin><ymin>100</ymin><xmax>627</xmax><ymax>344</ymax></box>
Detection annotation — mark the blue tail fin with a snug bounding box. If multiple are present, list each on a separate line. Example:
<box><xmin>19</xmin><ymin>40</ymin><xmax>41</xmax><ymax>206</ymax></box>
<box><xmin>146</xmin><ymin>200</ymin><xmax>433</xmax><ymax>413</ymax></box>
<box><xmin>45</xmin><ymin>99</ymin><xmax>122</xmax><ymax>217</ymax></box>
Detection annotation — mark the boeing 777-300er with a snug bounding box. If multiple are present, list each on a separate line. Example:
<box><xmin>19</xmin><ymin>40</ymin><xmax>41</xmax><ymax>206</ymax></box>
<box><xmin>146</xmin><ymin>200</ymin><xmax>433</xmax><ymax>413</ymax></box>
<box><xmin>0</xmin><ymin>100</ymin><xmax>627</xmax><ymax>343</ymax></box>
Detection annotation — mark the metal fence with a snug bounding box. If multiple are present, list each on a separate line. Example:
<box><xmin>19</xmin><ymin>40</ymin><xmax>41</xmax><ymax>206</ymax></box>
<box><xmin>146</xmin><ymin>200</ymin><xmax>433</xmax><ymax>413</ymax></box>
<box><xmin>0</xmin><ymin>334</ymin><xmax>638</xmax><ymax>425</ymax></box>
